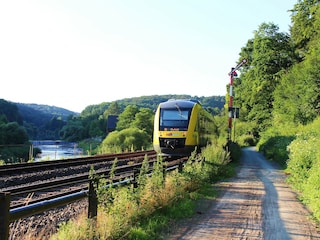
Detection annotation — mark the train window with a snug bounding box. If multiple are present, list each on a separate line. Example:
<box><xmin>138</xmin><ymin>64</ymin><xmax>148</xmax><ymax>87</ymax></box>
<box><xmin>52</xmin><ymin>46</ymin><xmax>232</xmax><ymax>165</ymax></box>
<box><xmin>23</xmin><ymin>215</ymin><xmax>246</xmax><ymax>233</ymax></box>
<box><xmin>159</xmin><ymin>109</ymin><xmax>190</xmax><ymax>130</ymax></box>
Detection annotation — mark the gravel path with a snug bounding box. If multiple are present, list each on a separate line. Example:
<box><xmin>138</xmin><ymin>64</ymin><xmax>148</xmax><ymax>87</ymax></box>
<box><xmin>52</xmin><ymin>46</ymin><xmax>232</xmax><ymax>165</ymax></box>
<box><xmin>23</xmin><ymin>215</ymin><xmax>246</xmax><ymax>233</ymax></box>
<box><xmin>168</xmin><ymin>147</ymin><xmax>320</xmax><ymax>239</ymax></box>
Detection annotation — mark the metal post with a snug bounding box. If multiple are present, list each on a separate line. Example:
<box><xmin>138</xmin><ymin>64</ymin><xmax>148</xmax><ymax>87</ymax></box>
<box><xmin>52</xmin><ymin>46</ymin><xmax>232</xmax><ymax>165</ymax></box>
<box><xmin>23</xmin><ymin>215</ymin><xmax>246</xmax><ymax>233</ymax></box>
<box><xmin>233</xmin><ymin>109</ymin><xmax>236</xmax><ymax>142</ymax></box>
<box><xmin>88</xmin><ymin>179</ymin><xmax>98</xmax><ymax>220</ymax></box>
<box><xmin>228</xmin><ymin>71</ymin><xmax>234</xmax><ymax>142</ymax></box>
<box><xmin>133</xmin><ymin>169</ymin><xmax>139</xmax><ymax>188</ymax></box>
<box><xmin>178</xmin><ymin>162</ymin><xmax>183</xmax><ymax>173</ymax></box>
<box><xmin>0</xmin><ymin>192</ymin><xmax>10</xmax><ymax>240</ymax></box>
<box><xmin>227</xmin><ymin>59</ymin><xmax>247</xmax><ymax>142</ymax></box>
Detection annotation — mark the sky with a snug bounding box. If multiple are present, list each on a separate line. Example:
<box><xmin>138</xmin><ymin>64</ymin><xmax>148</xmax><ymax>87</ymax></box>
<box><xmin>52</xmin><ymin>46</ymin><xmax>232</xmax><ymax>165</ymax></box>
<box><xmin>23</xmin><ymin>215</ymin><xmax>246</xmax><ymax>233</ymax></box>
<box><xmin>0</xmin><ymin>1</ymin><xmax>294</xmax><ymax>113</ymax></box>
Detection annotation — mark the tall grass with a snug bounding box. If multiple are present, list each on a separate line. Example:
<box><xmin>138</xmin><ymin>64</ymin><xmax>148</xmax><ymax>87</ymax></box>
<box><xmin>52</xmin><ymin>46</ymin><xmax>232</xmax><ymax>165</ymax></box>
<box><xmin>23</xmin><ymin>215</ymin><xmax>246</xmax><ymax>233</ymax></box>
<box><xmin>50</xmin><ymin>142</ymin><xmax>232</xmax><ymax>240</ymax></box>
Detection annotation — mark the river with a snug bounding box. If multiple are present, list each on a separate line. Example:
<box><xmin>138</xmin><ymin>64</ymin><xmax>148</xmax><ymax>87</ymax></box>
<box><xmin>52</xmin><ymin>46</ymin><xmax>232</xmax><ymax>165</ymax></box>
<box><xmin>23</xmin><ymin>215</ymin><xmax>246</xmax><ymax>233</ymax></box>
<box><xmin>32</xmin><ymin>140</ymin><xmax>85</xmax><ymax>160</ymax></box>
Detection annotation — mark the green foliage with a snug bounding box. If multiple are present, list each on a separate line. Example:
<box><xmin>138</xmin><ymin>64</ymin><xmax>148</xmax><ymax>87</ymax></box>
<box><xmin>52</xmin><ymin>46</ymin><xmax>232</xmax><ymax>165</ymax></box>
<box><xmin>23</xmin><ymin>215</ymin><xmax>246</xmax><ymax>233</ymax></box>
<box><xmin>103</xmin><ymin>102</ymin><xmax>122</xmax><ymax>117</ymax></box>
<box><xmin>59</xmin><ymin>116</ymin><xmax>85</xmax><ymax>142</ymax></box>
<box><xmin>227</xmin><ymin>141</ymin><xmax>241</xmax><ymax>163</ymax></box>
<box><xmin>0</xmin><ymin>99</ymin><xmax>23</xmax><ymax>124</ymax></box>
<box><xmin>116</xmin><ymin>106</ymin><xmax>154</xmax><ymax>141</ymax></box>
<box><xmin>51</xmin><ymin>140</ymin><xmax>232</xmax><ymax>239</ymax></box>
<box><xmin>286</xmin><ymin>117</ymin><xmax>320</xmax><ymax>189</ymax></box>
<box><xmin>273</xmin><ymin>39</ymin><xmax>320</xmax><ymax>125</ymax></box>
<box><xmin>227</xmin><ymin>0</ymin><xmax>320</xmax><ymax>225</ymax></box>
<box><xmin>0</xmin><ymin>121</ymin><xmax>31</xmax><ymax>163</ymax></box>
<box><xmin>290</xmin><ymin>0</ymin><xmax>320</xmax><ymax>56</ymax></box>
<box><xmin>1</xmin><ymin>95</ymin><xmax>224</xmax><ymax>153</ymax></box>
<box><xmin>98</xmin><ymin>104</ymin><xmax>154</xmax><ymax>154</ymax></box>
<box><xmin>16</xmin><ymin>102</ymin><xmax>73</xmax><ymax>139</ymax></box>
<box><xmin>0</xmin><ymin>145</ymin><xmax>30</xmax><ymax>164</ymax></box>
<box><xmin>136</xmin><ymin>155</ymin><xmax>150</xmax><ymax>188</ymax></box>
<box><xmin>233</xmin><ymin>120</ymin><xmax>257</xmax><ymax>146</ymax></box>
<box><xmin>131</xmin><ymin>108</ymin><xmax>154</xmax><ymax>137</ymax></box>
<box><xmin>301</xmin><ymin>153</ymin><xmax>320</xmax><ymax>220</ymax></box>
<box><xmin>116</xmin><ymin>105</ymin><xmax>140</xmax><ymax>131</ymax></box>
<box><xmin>51</xmin><ymin>218</ymin><xmax>91</xmax><ymax>240</ymax></box>
<box><xmin>82</xmin><ymin>95</ymin><xmax>225</xmax><ymax>118</ymax></box>
<box><xmin>284</xmin><ymin>117</ymin><xmax>320</xmax><ymax>221</ymax></box>
<box><xmin>236</xmin><ymin>22</ymin><xmax>296</xmax><ymax>135</ymax></box>
<box><xmin>78</xmin><ymin>138</ymin><xmax>101</xmax><ymax>156</ymax></box>
<box><xmin>0</xmin><ymin>122</ymin><xmax>28</xmax><ymax>144</ymax></box>
<box><xmin>257</xmin><ymin>122</ymin><xmax>298</xmax><ymax>167</ymax></box>
<box><xmin>99</xmin><ymin>128</ymin><xmax>150</xmax><ymax>153</ymax></box>
<box><xmin>0</xmin><ymin>100</ymin><xmax>32</xmax><ymax>163</ymax></box>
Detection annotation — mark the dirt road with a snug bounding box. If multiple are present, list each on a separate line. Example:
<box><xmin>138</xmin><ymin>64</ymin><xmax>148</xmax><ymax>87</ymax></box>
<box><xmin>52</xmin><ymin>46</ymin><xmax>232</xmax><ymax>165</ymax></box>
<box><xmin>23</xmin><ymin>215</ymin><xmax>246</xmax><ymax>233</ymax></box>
<box><xmin>169</xmin><ymin>147</ymin><xmax>320</xmax><ymax>239</ymax></box>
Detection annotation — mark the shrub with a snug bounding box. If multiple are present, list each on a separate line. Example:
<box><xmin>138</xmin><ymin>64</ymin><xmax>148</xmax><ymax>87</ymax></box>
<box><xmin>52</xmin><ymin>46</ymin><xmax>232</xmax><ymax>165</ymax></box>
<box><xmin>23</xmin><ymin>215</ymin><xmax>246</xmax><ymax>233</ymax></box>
<box><xmin>257</xmin><ymin>122</ymin><xmax>298</xmax><ymax>166</ymax></box>
<box><xmin>99</xmin><ymin>128</ymin><xmax>150</xmax><ymax>153</ymax></box>
<box><xmin>285</xmin><ymin>117</ymin><xmax>320</xmax><ymax>222</ymax></box>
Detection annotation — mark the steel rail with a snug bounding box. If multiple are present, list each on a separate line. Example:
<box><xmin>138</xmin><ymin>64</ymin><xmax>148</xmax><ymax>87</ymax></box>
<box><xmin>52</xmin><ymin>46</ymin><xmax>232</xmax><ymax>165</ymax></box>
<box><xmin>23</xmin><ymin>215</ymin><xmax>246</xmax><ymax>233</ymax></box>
<box><xmin>3</xmin><ymin>157</ymin><xmax>158</xmax><ymax>196</ymax></box>
<box><xmin>9</xmin><ymin>157</ymin><xmax>188</xmax><ymax>210</ymax></box>
<box><xmin>0</xmin><ymin>150</ymin><xmax>156</xmax><ymax>176</ymax></box>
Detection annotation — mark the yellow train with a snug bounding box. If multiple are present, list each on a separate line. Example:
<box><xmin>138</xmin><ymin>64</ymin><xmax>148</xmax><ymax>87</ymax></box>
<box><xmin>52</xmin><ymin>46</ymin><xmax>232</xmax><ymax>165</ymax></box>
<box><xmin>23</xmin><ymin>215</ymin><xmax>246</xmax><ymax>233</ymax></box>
<box><xmin>153</xmin><ymin>99</ymin><xmax>215</xmax><ymax>156</ymax></box>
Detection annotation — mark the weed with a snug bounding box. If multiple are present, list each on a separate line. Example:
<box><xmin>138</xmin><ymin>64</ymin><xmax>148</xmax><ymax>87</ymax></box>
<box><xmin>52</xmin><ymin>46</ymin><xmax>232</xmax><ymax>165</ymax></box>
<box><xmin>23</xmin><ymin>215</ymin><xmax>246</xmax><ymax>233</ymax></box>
<box><xmin>50</xmin><ymin>141</ymin><xmax>232</xmax><ymax>239</ymax></box>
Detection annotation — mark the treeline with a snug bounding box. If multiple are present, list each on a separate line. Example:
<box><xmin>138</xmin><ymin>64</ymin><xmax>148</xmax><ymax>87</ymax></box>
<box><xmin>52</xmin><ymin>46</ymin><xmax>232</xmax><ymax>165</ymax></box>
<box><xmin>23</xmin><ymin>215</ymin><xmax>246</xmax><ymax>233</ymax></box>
<box><xmin>0</xmin><ymin>99</ymin><xmax>31</xmax><ymax>163</ymax></box>
<box><xmin>0</xmin><ymin>95</ymin><xmax>224</xmax><ymax>163</ymax></box>
<box><xmin>60</xmin><ymin>95</ymin><xmax>224</xmax><ymax>143</ymax></box>
<box><xmin>16</xmin><ymin>103</ymin><xmax>76</xmax><ymax>139</ymax></box>
<box><xmin>233</xmin><ymin>0</ymin><xmax>320</xmax><ymax>222</ymax></box>
<box><xmin>233</xmin><ymin>0</ymin><xmax>320</xmax><ymax>144</ymax></box>
<box><xmin>80</xmin><ymin>95</ymin><xmax>224</xmax><ymax>117</ymax></box>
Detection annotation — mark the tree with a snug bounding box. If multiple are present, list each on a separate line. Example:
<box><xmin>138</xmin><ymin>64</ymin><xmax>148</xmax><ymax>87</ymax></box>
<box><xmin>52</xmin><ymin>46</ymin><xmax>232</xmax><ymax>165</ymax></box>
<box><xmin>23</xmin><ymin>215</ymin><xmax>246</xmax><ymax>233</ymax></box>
<box><xmin>130</xmin><ymin>108</ymin><xmax>154</xmax><ymax>138</ymax></box>
<box><xmin>116</xmin><ymin>105</ymin><xmax>139</xmax><ymax>131</ymax></box>
<box><xmin>103</xmin><ymin>102</ymin><xmax>122</xmax><ymax>117</ymax></box>
<box><xmin>272</xmin><ymin>2</ymin><xmax>320</xmax><ymax>125</ymax></box>
<box><xmin>0</xmin><ymin>99</ymin><xmax>23</xmax><ymax>124</ymax></box>
<box><xmin>99</xmin><ymin>105</ymin><xmax>154</xmax><ymax>153</ymax></box>
<box><xmin>290</xmin><ymin>0</ymin><xmax>320</xmax><ymax>57</ymax></box>
<box><xmin>236</xmin><ymin>22</ymin><xmax>296</xmax><ymax>135</ymax></box>
<box><xmin>0</xmin><ymin>122</ymin><xmax>28</xmax><ymax>145</ymax></box>
<box><xmin>59</xmin><ymin>117</ymin><xmax>85</xmax><ymax>141</ymax></box>
<box><xmin>273</xmin><ymin>39</ymin><xmax>320</xmax><ymax>125</ymax></box>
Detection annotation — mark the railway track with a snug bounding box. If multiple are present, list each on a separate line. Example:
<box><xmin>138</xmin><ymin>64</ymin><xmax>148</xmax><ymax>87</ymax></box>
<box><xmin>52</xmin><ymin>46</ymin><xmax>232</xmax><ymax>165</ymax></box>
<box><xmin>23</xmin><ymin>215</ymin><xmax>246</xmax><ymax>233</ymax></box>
<box><xmin>0</xmin><ymin>150</ymin><xmax>156</xmax><ymax>202</ymax></box>
<box><xmin>0</xmin><ymin>150</ymin><xmax>156</xmax><ymax>176</ymax></box>
<box><xmin>0</xmin><ymin>150</ymin><xmax>157</xmax><ymax>189</ymax></box>
<box><xmin>0</xmin><ymin>150</ymin><xmax>188</xmax><ymax>239</ymax></box>
<box><xmin>0</xmin><ymin>150</ymin><xmax>186</xmax><ymax>209</ymax></box>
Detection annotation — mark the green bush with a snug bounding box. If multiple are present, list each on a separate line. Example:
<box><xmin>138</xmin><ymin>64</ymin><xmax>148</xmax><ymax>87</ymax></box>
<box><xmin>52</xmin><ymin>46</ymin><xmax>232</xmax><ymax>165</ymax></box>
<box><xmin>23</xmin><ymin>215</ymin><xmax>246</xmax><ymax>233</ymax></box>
<box><xmin>99</xmin><ymin>128</ymin><xmax>150</xmax><ymax>153</ymax></box>
<box><xmin>257</xmin><ymin>122</ymin><xmax>298</xmax><ymax>167</ymax></box>
<box><xmin>300</xmin><ymin>153</ymin><xmax>320</xmax><ymax>220</ymax></box>
<box><xmin>286</xmin><ymin>117</ymin><xmax>320</xmax><ymax>222</ymax></box>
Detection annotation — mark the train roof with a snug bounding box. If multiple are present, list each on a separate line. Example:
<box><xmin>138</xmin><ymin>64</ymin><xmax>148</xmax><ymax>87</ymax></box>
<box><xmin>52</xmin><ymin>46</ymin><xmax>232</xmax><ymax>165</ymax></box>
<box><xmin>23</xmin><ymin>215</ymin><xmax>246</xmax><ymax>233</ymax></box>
<box><xmin>159</xmin><ymin>99</ymin><xmax>200</xmax><ymax>109</ymax></box>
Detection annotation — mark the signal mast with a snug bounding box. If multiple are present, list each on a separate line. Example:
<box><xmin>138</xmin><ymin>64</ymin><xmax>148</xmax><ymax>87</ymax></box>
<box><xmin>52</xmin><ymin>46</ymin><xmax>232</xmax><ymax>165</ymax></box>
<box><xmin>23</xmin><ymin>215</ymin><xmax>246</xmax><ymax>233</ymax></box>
<box><xmin>227</xmin><ymin>59</ymin><xmax>247</xmax><ymax>142</ymax></box>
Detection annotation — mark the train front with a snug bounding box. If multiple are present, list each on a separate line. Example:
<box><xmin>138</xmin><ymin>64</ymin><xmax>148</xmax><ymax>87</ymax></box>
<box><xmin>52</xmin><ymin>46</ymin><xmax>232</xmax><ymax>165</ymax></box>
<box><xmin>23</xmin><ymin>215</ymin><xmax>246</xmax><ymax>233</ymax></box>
<box><xmin>153</xmin><ymin>99</ymin><xmax>199</xmax><ymax>156</ymax></box>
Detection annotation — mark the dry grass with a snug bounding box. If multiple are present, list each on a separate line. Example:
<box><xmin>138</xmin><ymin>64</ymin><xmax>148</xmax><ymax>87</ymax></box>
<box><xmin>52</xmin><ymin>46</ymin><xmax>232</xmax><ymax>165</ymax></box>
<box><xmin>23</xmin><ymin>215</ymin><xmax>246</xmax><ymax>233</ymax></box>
<box><xmin>33</xmin><ymin>144</ymin><xmax>229</xmax><ymax>239</ymax></box>
<box><xmin>49</xmin><ymin>170</ymin><xmax>194</xmax><ymax>239</ymax></box>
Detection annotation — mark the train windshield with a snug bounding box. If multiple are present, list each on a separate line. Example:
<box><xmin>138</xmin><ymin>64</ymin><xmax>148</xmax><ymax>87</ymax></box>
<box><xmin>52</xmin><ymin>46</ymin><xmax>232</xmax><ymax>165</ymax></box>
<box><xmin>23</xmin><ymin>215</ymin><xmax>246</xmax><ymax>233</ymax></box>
<box><xmin>159</xmin><ymin>109</ymin><xmax>190</xmax><ymax>130</ymax></box>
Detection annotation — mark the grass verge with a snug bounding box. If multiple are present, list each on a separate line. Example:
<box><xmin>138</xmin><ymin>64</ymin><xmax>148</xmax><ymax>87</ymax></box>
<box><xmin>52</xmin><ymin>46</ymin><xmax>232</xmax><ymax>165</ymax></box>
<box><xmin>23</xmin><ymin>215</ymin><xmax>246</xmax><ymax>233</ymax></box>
<box><xmin>49</xmin><ymin>143</ymin><xmax>237</xmax><ymax>240</ymax></box>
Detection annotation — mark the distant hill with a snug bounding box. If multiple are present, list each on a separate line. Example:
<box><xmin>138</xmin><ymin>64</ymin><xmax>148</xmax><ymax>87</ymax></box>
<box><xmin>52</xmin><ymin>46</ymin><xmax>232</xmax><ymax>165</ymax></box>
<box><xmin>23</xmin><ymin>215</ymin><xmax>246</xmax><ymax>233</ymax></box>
<box><xmin>1</xmin><ymin>95</ymin><xmax>225</xmax><ymax>140</ymax></box>
<box><xmin>81</xmin><ymin>95</ymin><xmax>226</xmax><ymax>117</ymax></box>
<box><xmin>16</xmin><ymin>103</ymin><xmax>78</xmax><ymax>125</ymax></box>
<box><xmin>15</xmin><ymin>103</ymin><xmax>79</xmax><ymax>139</ymax></box>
